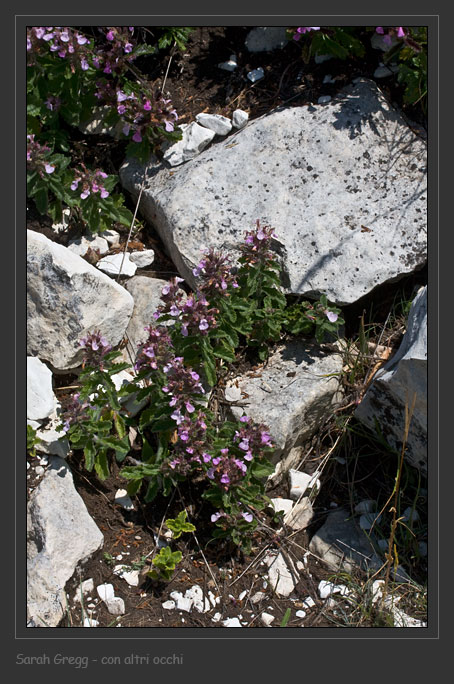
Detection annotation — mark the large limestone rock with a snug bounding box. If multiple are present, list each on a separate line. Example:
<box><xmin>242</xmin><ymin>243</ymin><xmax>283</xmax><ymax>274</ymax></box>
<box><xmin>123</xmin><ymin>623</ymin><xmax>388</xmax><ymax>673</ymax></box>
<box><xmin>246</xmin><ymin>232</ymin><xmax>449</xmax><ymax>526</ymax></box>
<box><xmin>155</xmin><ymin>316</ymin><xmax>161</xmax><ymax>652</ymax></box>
<box><xmin>355</xmin><ymin>285</ymin><xmax>427</xmax><ymax>473</ymax></box>
<box><xmin>27</xmin><ymin>457</ymin><xmax>104</xmax><ymax>626</ymax></box>
<box><xmin>120</xmin><ymin>79</ymin><xmax>427</xmax><ymax>305</ymax></box>
<box><xmin>27</xmin><ymin>230</ymin><xmax>134</xmax><ymax>370</ymax></box>
<box><xmin>225</xmin><ymin>339</ymin><xmax>343</xmax><ymax>467</ymax></box>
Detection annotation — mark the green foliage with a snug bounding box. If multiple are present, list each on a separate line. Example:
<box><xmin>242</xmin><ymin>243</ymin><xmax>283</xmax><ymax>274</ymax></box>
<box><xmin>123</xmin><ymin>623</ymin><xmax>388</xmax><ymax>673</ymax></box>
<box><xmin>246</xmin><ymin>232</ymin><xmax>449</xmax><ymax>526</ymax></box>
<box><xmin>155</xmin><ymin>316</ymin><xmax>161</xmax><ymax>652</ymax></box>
<box><xmin>155</xmin><ymin>27</ymin><xmax>193</xmax><ymax>51</ymax></box>
<box><xmin>27</xmin><ymin>424</ymin><xmax>41</xmax><ymax>458</ymax></box>
<box><xmin>147</xmin><ymin>546</ymin><xmax>183</xmax><ymax>581</ymax></box>
<box><xmin>165</xmin><ymin>510</ymin><xmax>196</xmax><ymax>539</ymax></box>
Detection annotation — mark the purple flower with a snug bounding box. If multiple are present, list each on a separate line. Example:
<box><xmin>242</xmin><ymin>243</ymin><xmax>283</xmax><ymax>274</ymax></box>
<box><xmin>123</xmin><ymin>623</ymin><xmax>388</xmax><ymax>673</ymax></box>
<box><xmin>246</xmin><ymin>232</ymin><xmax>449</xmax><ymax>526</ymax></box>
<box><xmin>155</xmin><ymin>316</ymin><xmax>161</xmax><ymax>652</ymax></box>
<box><xmin>325</xmin><ymin>310</ymin><xmax>338</xmax><ymax>323</ymax></box>
<box><xmin>242</xmin><ymin>511</ymin><xmax>253</xmax><ymax>523</ymax></box>
<box><xmin>199</xmin><ymin>319</ymin><xmax>209</xmax><ymax>331</ymax></box>
<box><xmin>80</xmin><ymin>189</ymin><xmax>90</xmax><ymax>199</ymax></box>
<box><xmin>132</xmin><ymin>129</ymin><xmax>142</xmax><ymax>143</ymax></box>
<box><xmin>106</xmin><ymin>30</ymin><xmax>115</xmax><ymax>41</ymax></box>
<box><xmin>220</xmin><ymin>473</ymin><xmax>230</xmax><ymax>484</ymax></box>
<box><xmin>211</xmin><ymin>511</ymin><xmax>223</xmax><ymax>522</ymax></box>
<box><xmin>44</xmin><ymin>163</ymin><xmax>55</xmax><ymax>174</ymax></box>
<box><xmin>100</xmin><ymin>188</ymin><xmax>109</xmax><ymax>199</ymax></box>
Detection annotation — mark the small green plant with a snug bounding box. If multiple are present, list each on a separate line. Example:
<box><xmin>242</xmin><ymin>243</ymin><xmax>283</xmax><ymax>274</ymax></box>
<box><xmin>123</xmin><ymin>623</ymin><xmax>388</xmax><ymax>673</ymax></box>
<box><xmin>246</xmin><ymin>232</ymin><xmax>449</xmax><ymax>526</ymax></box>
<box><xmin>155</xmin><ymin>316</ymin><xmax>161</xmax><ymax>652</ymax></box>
<box><xmin>165</xmin><ymin>510</ymin><xmax>196</xmax><ymax>539</ymax></box>
<box><xmin>27</xmin><ymin>424</ymin><xmax>41</xmax><ymax>458</ymax></box>
<box><xmin>103</xmin><ymin>552</ymin><xmax>115</xmax><ymax>566</ymax></box>
<box><xmin>147</xmin><ymin>546</ymin><xmax>183</xmax><ymax>581</ymax></box>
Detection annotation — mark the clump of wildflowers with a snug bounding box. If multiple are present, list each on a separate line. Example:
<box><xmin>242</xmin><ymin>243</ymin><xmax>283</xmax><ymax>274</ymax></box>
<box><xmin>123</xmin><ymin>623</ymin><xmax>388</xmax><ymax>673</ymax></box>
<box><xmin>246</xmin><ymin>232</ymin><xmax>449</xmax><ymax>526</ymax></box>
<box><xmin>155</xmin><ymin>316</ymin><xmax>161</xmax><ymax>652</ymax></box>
<box><xmin>206</xmin><ymin>447</ymin><xmax>249</xmax><ymax>491</ymax></box>
<box><xmin>27</xmin><ymin>27</ymin><xmax>92</xmax><ymax>70</ymax></box>
<box><xmin>168</xmin><ymin>410</ymin><xmax>212</xmax><ymax>475</ymax></box>
<box><xmin>26</xmin><ymin>134</ymin><xmax>56</xmax><ymax>176</ymax></box>
<box><xmin>134</xmin><ymin>325</ymin><xmax>174</xmax><ymax>372</ymax></box>
<box><xmin>70</xmin><ymin>164</ymin><xmax>110</xmax><ymax>199</ymax></box>
<box><xmin>240</xmin><ymin>219</ymin><xmax>277</xmax><ymax>266</ymax></box>
<box><xmin>292</xmin><ymin>27</ymin><xmax>320</xmax><ymax>40</ymax></box>
<box><xmin>162</xmin><ymin>356</ymin><xmax>205</xmax><ymax>420</ymax></box>
<box><xmin>233</xmin><ymin>415</ymin><xmax>273</xmax><ymax>461</ymax></box>
<box><xmin>193</xmin><ymin>247</ymin><xmax>239</xmax><ymax>298</ymax></box>
<box><xmin>79</xmin><ymin>330</ymin><xmax>112</xmax><ymax>369</ymax></box>
<box><xmin>61</xmin><ymin>392</ymin><xmax>93</xmax><ymax>432</ymax></box>
<box><xmin>92</xmin><ymin>27</ymin><xmax>136</xmax><ymax>74</ymax></box>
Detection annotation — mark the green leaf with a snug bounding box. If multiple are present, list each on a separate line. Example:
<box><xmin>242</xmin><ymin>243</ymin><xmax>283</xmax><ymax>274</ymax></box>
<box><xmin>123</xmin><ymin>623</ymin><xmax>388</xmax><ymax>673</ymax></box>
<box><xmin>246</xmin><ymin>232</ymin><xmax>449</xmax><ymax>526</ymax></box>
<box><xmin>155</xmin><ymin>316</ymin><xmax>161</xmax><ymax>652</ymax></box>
<box><xmin>84</xmin><ymin>443</ymin><xmax>95</xmax><ymax>472</ymax></box>
<box><xmin>94</xmin><ymin>451</ymin><xmax>110</xmax><ymax>480</ymax></box>
<box><xmin>144</xmin><ymin>478</ymin><xmax>160</xmax><ymax>503</ymax></box>
<box><xmin>33</xmin><ymin>188</ymin><xmax>48</xmax><ymax>215</ymax></box>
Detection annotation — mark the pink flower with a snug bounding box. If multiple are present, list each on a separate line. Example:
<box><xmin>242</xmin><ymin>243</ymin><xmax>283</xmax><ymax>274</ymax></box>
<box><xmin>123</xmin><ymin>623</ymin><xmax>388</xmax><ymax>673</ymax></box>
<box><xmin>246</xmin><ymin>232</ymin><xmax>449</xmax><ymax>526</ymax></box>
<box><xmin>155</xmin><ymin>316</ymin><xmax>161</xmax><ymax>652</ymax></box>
<box><xmin>325</xmin><ymin>310</ymin><xmax>338</xmax><ymax>323</ymax></box>
<box><xmin>44</xmin><ymin>163</ymin><xmax>55</xmax><ymax>174</ymax></box>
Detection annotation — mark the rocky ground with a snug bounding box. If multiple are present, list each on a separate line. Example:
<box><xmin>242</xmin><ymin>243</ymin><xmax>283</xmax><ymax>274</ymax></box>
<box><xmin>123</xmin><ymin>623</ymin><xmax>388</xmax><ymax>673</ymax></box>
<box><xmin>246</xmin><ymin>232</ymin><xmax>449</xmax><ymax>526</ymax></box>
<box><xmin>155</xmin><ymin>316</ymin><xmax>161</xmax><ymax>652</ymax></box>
<box><xmin>26</xmin><ymin>26</ymin><xmax>428</xmax><ymax>630</ymax></box>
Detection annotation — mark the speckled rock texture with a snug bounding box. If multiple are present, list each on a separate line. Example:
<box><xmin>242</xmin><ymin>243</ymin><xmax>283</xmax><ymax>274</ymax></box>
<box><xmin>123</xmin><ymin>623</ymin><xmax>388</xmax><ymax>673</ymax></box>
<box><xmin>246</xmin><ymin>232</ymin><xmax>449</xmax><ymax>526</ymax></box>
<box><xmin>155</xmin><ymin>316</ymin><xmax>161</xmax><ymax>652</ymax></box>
<box><xmin>27</xmin><ymin>230</ymin><xmax>134</xmax><ymax>370</ymax></box>
<box><xmin>120</xmin><ymin>79</ymin><xmax>426</xmax><ymax>305</ymax></box>
<box><xmin>225</xmin><ymin>339</ymin><xmax>343</xmax><ymax>464</ymax></box>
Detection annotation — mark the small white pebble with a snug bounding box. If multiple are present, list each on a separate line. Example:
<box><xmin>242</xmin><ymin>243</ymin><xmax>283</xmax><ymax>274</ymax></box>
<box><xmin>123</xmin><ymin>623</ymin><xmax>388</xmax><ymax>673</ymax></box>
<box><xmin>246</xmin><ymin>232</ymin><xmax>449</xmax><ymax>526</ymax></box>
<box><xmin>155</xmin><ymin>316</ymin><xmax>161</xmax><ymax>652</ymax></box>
<box><xmin>295</xmin><ymin>609</ymin><xmax>306</xmax><ymax>618</ymax></box>
<box><xmin>162</xmin><ymin>600</ymin><xmax>176</xmax><ymax>610</ymax></box>
<box><xmin>302</xmin><ymin>596</ymin><xmax>316</xmax><ymax>609</ymax></box>
<box><xmin>318</xmin><ymin>95</ymin><xmax>332</xmax><ymax>104</ymax></box>
<box><xmin>35</xmin><ymin>466</ymin><xmax>45</xmax><ymax>476</ymax></box>
<box><xmin>261</xmin><ymin>612</ymin><xmax>275</xmax><ymax>626</ymax></box>
<box><xmin>238</xmin><ymin>590</ymin><xmax>247</xmax><ymax>600</ymax></box>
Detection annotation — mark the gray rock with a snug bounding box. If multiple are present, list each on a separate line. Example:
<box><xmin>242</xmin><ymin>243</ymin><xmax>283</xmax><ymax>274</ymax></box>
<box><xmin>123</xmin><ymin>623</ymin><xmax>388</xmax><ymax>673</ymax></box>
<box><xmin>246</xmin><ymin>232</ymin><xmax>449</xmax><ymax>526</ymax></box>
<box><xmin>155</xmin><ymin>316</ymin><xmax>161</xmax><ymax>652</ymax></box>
<box><xmin>27</xmin><ymin>357</ymin><xmax>56</xmax><ymax>421</ymax></box>
<box><xmin>97</xmin><ymin>251</ymin><xmax>137</xmax><ymax>277</ymax></box>
<box><xmin>120</xmin><ymin>79</ymin><xmax>426</xmax><ymax>305</ymax></box>
<box><xmin>289</xmin><ymin>469</ymin><xmax>321</xmax><ymax>500</ymax></box>
<box><xmin>317</xmin><ymin>95</ymin><xmax>332</xmax><ymax>104</ymax></box>
<box><xmin>195</xmin><ymin>113</ymin><xmax>232</xmax><ymax>136</ymax></box>
<box><xmin>226</xmin><ymin>339</ymin><xmax>343</xmax><ymax>465</ymax></box>
<box><xmin>34</xmin><ymin>428</ymin><xmax>70</xmax><ymax>459</ymax></box>
<box><xmin>129</xmin><ymin>249</ymin><xmax>155</xmax><ymax>268</ymax></box>
<box><xmin>308</xmin><ymin>508</ymin><xmax>383</xmax><ymax>575</ymax></box>
<box><xmin>355</xmin><ymin>286</ymin><xmax>427</xmax><ymax>472</ymax></box>
<box><xmin>102</xmin><ymin>229</ymin><xmax>121</xmax><ymax>246</ymax></box>
<box><xmin>247</xmin><ymin>67</ymin><xmax>265</xmax><ymax>83</ymax></box>
<box><xmin>264</xmin><ymin>551</ymin><xmax>298</xmax><ymax>597</ymax></box>
<box><xmin>27</xmin><ymin>230</ymin><xmax>134</xmax><ymax>370</ymax></box>
<box><xmin>27</xmin><ymin>457</ymin><xmax>104</xmax><ymax>626</ymax></box>
<box><xmin>245</xmin><ymin>27</ymin><xmax>289</xmax><ymax>52</ymax></box>
<box><xmin>232</xmin><ymin>109</ymin><xmax>249</xmax><ymax>129</ymax></box>
<box><xmin>218</xmin><ymin>55</ymin><xmax>238</xmax><ymax>71</ymax></box>
<box><xmin>163</xmin><ymin>122</ymin><xmax>215</xmax><ymax>166</ymax></box>
<box><xmin>283</xmin><ymin>498</ymin><xmax>314</xmax><ymax>530</ymax></box>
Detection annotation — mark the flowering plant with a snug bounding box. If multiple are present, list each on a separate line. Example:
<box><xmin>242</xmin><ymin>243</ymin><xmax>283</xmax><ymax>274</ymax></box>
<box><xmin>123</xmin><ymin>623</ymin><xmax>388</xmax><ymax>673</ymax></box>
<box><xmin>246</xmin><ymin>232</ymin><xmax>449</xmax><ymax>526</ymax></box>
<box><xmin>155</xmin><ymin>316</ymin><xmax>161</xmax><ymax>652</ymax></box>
<box><xmin>60</xmin><ymin>225</ymin><xmax>343</xmax><ymax>551</ymax></box>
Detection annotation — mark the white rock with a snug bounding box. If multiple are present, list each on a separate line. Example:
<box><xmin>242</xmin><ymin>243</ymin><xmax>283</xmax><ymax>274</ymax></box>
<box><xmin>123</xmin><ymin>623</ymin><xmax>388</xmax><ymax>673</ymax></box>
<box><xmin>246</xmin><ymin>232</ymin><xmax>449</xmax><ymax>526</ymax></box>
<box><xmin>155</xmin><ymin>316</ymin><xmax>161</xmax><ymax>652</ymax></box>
<box><xmin>218</xmin><ymin>59</ymin><xmax>237</xmax><ymax>71</ymax></box>
<box><xmin>196</xmin><ymin>113</ymin><xmax>232</xmax><ymax>136</ymax></box>
<box><xmin>264</xmin><ymin>552</ymin><xmax>297</xmax><ymax>597</ymax></box>
<box><xmin>129</xmin><ymin>249</ymin><xmax>155</xmax><ymax>268</ymax></box>
<box><xmin>318</xmin><ymin>580</ymin><xmax>350</xmax><ymax>599</ymax></box>
<box><xmin>34</xmin><ymin>465</ymin><xmax>45</xmax><ymax>477</ymax></box>
<box><xmin>295</xmin><ymin>609</ymin><xmax>307</xmax><ymax>618</ymax></box>
<box><xmin>170</xmin><ymin>591</ymin><xmax>183</xmax><ymax>602</ymax></box>
<box><xmin>111</xmin><ymin>370</ymin><xmax>134</xmax><ymax>392</ymax></box>
<box><xmin>238</xmin><ymin>590</ymin><xmax>248</xmax><ymax>601</ymax></box>
<box><xmin>97</xmin><ymin>252</ymin><xmax>137</xmax><ymax>277</ymax></box>
<box><xmin>302</xmin><ymin>596</ymin><xmax>316</xmax><ymax>609</ymax></box>
<box><xmin>105</xmin><ymin>596</ymin><xmax>125</xmax><ymax>615</ymax></box>
<box><xmin>317</xmin><ymin>95</ymin><xmax>332</xmax><ymax>104</ymax></box>
<box><xmin>232</xmin><ymin>109</ymin><xmax>249</xmax><ymax>129</ymax></box>
<box><xmin>34</xmin><ymin>428</ymin><xmax>70</xmax><ymax>459</ymax></box>
<box><xmin>211</xmin><ymin>612</ymin><xmax>222</xmax><ymax>622</ymax></box>
<box><xmin>283</xmin><ymin>498</ymin><xmax>314</xmax><ymax>530</ymax></box>
<box><xmin>162</xmin><ymin>600</ymin><xmax>176</xmax><ymax>610</ymax></box>
<box><xmin>261</xmin><ymin>612</ymin><xmax>275</xmax><ymax>626</ymax></box>
<box><xmin>163</xmin><ymin>122</ymin><xmax>215</xmax><ymax>166</ymax></box>
<box><xmin>27</xmin><ymin>357</ymin><xmax>56</xmax><ymax>421</ymax></box>
<box><xmin>323</xmin><ymin>74</ymin><xmax>335</xmax><ymax>84</ymax></box>
<box><xmin>113</xmin><ymin>565</ymin><xmax>140</xmax><ymax>586</ymax></box>
<box><xmin>120</xmin><ymin>80</ymin><xmax>426</xmax><ymax>307</ymax></box>
<box><xmin>247</xmin><ymin>67</ymin><xmax>264</xmax><ymax>83</ymax></box>
<box><xmin>269</xmin><ymin>498</ymin><xmax>294</xmax><ymax>515</ymax></box>
<box><xmin>102</xmin><ymin>229</ymin><xmax>121</xmax><ymax>245</ymax></box>
<box><xmin>27</xmin><ymin>230</ymin><xmax>134</xmax><ymax>370</ymax></box>
<box><xmin>222</xmin><ymin>617</ymin><xmax>242</xmax><ymax>627</ymax></box>
<box><xmin>27</xmin><ymin>457</ymin><xmax>104</xmax><ymax>627</ymax></box>
<box><xmin>73</xmin><ymin>578</ymin><xmax>95</xmax><ymax>602</ymax></box>
<box><xmin>176</xmin><ymin>596</ymin><xmax>193</xmax><ymax>613</ymax></box>
<box><xmin>97</xmin><ymin>583</ymin><xmax>115</xmax><ymax>602</ymax></box>
<box><xmin>67</xmin><ymin>235</ymin><xmax>109</xmax><ymax>258</ymax></box>
<box><xmin>250</xmin><ymin>591</ymin><xmax>265</xmax><ymax>604</ymax></box>
<box><xmin>289</xmin><ymin>469</ymin><xmax>320</xmax><ymax>500</ymax></box>
<box><xmin>83</xmin><ymin>617</ymin><xmax>99</xmax><ymax>627</ymax></box>
<box><xmin>114</xmin><ymin>489</ymin><xmax>135</xmax><ymax>510</ymax></box>
<box><xmin>27</xmin><ymin>419</ymin><xmax>42</xmax><ymax>430</ymax></box>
